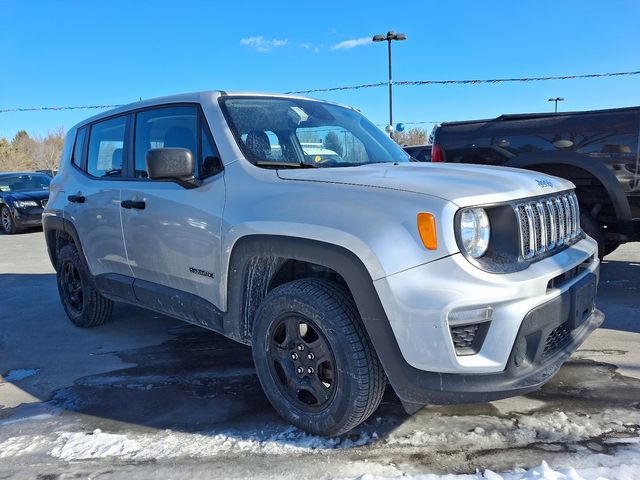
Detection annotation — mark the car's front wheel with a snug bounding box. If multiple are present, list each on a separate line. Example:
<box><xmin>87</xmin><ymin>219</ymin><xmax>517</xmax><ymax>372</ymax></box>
<box><xmin>1</xmin><ymin>206</ymin><xmax>20</xmax><ymax>234</ymax></box>
<box><xmin>252</xmin><ymin>278</ymin><xmax>386</xmax><ymax>436</ymax></box>
<box><xmin>56</xmin><ymin>244</ymin><xmax>114</xmax><ymax>327</ymax></box>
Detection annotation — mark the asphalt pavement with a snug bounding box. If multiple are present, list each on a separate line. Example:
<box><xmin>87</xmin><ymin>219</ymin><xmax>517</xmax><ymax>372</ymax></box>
<box><xmin>0</xmin><ymin>230</ymin><xmax>638</xmax><ymax>479</ymax></box>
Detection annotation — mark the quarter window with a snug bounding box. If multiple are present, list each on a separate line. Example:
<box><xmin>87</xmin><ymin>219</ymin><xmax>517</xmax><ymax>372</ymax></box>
<box><xmin>87</xmin><ymin>116</ymin><xmax>127</xmax><ymax>178</ymax></box>
<box><xmin>72</xmin><ymin>127</ymin><xmax>87</xmax><ymax>168</ymax></box>
<box><xmin>201</xmin><ymin>124</ymin><xmax>223</xmax><ymax>177</ymax></box>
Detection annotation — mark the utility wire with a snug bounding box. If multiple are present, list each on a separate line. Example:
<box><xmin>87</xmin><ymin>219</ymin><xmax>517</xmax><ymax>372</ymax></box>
<box><xmin>285</xmin><ymin>70</ymin><xmax>640</xmax><ymax>94</ymax></box>
<box><xmin>1</xmin><ymin>70</ymin><xmax>639</xmax><ymax>114</ymax></box>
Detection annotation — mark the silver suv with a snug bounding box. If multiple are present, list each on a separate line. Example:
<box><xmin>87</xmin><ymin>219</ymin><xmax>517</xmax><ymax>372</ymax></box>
<box><xmin>44</xmin><ymin>91</ymin><xmax>603</xmax><ymax>436</ymax></box>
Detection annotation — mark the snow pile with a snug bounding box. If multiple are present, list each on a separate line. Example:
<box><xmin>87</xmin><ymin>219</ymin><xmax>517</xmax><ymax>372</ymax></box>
<box><xmin>0</xmin><ymin>435</ymin><xmax>50</xmax><ymax>458</ymax></box>
<box><xmin>49</xmin><ymin>427</ymin><xmax>374</xmax><ymax>460</ymax></box>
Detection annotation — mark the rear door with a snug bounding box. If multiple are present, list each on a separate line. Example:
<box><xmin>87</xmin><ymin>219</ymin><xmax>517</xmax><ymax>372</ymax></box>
<box><xmin>64</xmin><ymin>114</ymin><xmax>132</xmax><ymax>279</ymax></box>
<box><xmin>120</xmin><ymin>105</ymin><xmax>225</xmax><ymax>308</ymax></box>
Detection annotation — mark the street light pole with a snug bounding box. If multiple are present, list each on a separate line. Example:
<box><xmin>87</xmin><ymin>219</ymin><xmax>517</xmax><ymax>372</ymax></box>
<box><xmin>548</xmin><ymin>97</ymin><xmax>564</xmax><ymax>112</ymax></box>
<box><xmin>372</xmin><ymin>31</ymin><xmax>407</xmax><ymax>138</ymax></box>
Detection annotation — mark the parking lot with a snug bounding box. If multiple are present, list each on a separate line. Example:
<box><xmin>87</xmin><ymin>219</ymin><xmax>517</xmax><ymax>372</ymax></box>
<box><xmin>0</xmin><ymin>230</ymin><xmax>639</xmax><ymax>479</ymax></box>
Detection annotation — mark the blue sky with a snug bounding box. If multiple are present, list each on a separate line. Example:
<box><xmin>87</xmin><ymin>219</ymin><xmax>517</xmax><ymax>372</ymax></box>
<box><xmin>1</xmin><ymin>0</ymin><xmax>639</xmax><ymax>139</ymax></box>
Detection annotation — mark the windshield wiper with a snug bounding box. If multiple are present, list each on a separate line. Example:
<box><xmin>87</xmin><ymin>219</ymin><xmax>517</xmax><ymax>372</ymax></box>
<box><xmin>103</xmin><ymin>168</ymin><xmax>123</xmax><ymax>177</ymax></box>
<box><xmin>256</xmin><ymin>161</ymin><xmax>319</xmax><ymax>169</ymax></box>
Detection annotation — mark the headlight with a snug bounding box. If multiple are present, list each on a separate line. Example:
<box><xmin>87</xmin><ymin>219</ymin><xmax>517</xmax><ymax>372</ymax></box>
<box><xmin>14</xmin><ymin>200</ymin><xmax>38</xmax><ymax>208</ymax></box>
<box><xmin>459</xmin><ymin>207</ymin><xmax>490</xmax><ymax>258</ymax></box>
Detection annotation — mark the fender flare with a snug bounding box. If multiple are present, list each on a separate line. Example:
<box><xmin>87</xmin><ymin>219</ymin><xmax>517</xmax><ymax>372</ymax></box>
<box><xmin>504</xmin><ymin>152</ymin><xmax>633</xmax><ymax>234</ymax></box>
<box><xmin>42</xmin><ymin>215</ymin><xmax>86</xmax><ymax>271</ymax></box>
<box><xmin>224</xmin><ymin>234</ymin><xmax>433</xmax><ymax>403</ymax></box>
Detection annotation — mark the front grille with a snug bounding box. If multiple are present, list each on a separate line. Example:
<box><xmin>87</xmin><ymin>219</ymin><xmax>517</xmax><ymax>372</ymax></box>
<box><xmin>40</xmin><ymin>199</ymin><xmax>48</xmax><ymax>208</ymax></box>
<box><xmin>543</xmin><ymin>322</ymin><xmax>571</xmax><ymax>356</ymax></box>
<box><xmin>515</xmin><ymin>192</ymin><xmax>580</xmax><ymax>260</ymax></box>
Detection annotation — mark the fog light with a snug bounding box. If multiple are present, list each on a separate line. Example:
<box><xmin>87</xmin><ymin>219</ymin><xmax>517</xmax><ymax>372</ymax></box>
<box><xmin>448</xmin><ymin>306</ymin><xmax>493</xmax><ymax>356</ymax></box>
<box><xmin>448</xmin><ymin>306</ymin><xmax>493</xmax><ymax>326</ymax></box>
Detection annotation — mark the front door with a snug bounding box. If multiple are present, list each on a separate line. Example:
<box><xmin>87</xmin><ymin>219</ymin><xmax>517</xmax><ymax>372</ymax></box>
<box><xmin>120</xmin><ymin>105</ymin><xmax>225</xmax><ymax>309</ymax></box>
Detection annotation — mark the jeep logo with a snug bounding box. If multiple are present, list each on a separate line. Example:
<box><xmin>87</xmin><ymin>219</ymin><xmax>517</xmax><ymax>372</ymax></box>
<box><xmin>536</xmin><ymin>178</ymin><xmax>554</xmax><ymax>188</ymax></box>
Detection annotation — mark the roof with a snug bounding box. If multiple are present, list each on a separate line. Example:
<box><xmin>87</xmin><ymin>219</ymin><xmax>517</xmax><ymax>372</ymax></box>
<box><xmin>440</xmin><ymin>105</ymin><xmax>640</xmax><ymax>127</ymax></box>
<box><xmin>72</xmin><ymin>90</ymin><xmax>355</xmax><ymax>130</ymax></box>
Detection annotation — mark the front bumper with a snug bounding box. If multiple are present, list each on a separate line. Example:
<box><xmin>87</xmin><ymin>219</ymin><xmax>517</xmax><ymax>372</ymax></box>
<box><xmin>390</xmin><ymin>292</ymin><xmax>603</xmax><ymax>406</ymax></box>
<box><xmin>12</xmin><ymin>207</ymin><xmax>44</xmax><ymax>228</ymax></box>
<box><xmin>370</xmin><ymin>236</ymin><xmax>603</xmax><ymax>406</ymax></box>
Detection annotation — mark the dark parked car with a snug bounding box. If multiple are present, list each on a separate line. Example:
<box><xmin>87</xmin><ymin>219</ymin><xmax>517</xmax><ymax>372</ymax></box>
<box><xmin>432</xmin><ymin>106</ymin><xmax>640</xmax><ymax>257</ymax></box>
<box><xmin>0</xmin><ymin>172</ymin><xmax>51</xmax><ymax>234</ymax></box>
<box><xmin>402</xmin><ymin>144</ymin><xmax>432</xmax><ymax>162</ymax></box>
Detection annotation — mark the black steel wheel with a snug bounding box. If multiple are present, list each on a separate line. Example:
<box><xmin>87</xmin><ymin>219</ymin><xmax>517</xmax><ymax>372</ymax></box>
<box><xmin>56</xmin><ymin>244</ymin><xmax>114</xmax><ymax>327</ymax></box>
<box><xmin>61</xmin><ymin>259</ymin><xmax>84</xmax><ymax>312</ymax></box>
<box><xmin>252</xmin><ymin>278</ymin><xmax>386</xmax><ymax>436</ymax></box>
<box><xmin>266</xmin><ymin>314</ymin><xmax>337</xmax><ymax>412</ymax></box>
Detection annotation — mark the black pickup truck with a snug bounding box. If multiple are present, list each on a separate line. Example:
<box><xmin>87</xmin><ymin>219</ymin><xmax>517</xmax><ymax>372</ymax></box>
<box><xmin>430</xmin><ymin>106</ymin><xmax>640</xmax><ymax>257</ymax></box>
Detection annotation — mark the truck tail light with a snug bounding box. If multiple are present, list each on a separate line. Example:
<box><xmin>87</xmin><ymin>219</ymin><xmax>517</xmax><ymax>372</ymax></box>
<box><xmin>431</xmin><ymin>143</ymin><xmax>445</xmax><ymax>162</ymax></box>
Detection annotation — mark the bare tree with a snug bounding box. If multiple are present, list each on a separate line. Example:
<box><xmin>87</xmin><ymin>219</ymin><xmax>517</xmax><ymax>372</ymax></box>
<box><xmin>393</xmin><ymin>127</ymin><xmax>430</xmax><ymax>146</ymax></box>
<box><xmin>0</xmin><ymin>126</ymin><xmax>65</xmax><ymax>172</ymax></box>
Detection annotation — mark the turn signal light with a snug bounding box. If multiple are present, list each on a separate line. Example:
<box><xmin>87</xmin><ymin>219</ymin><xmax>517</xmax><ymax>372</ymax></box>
<box><xmin>417</xmin><ymin>212</ymin><xmax>437</xmax><ymax>250</ymax></box>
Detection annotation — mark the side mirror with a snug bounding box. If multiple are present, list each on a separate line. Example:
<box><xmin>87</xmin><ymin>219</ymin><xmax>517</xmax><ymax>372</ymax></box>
<box><xmin>146</xmin><ymin>148</ymin><xmax>201</xmax><ymax>188</ymax></box>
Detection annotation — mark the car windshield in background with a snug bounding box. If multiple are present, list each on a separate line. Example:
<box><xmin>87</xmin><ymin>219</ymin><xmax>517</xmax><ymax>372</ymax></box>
<box><xmin>0</xmin><ymin>174</ymin><xmax>51</xmax><ymax>192</ymax></box>
<box><xmin>219</xmin><ymin>96</ymin><xmax>410</xmax><ymax>168</ymax></box>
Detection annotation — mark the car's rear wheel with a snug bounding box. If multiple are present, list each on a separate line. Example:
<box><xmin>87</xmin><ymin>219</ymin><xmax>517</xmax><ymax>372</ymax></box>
<box><xmin>56</xmin><ymin>244</ymin><xmax>114</xmax><ymax>327</ymax></box>
<box><xmin>252</xmin><ymin>278</ymin><xmax>386</xmax><ymax>436</ymax></box>
<box><xmin>1</xmin><ymin>206</ymin><xmax>20</xmax><ymax>234</ymax></box>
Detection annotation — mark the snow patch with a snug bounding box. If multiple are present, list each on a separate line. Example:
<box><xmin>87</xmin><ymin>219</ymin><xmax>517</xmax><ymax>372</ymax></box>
<box><xmin>0</xmin><ymin>435</ymin><xmax>49</xmax><ymax>458</ymax></box>
<box><xmin>49</xmin><ymin>427</ymin><xmax>375</xmax><ymax>460</ymax></box>
<box><xmin>345</xmin><ymin>460</ymin><xmax>640</xmax><ymax>479</ymax></box>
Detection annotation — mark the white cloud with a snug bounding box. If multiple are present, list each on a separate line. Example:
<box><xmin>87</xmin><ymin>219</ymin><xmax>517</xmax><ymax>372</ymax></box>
<box><xmin>240</xmin><ymin>36</ymin><xmax>288</xmax><ymax>52</ymax></box>
<box><xmin>331</xmin><ymin>37</ymin><xmax>371</xmax><ymax>50</ymax></box>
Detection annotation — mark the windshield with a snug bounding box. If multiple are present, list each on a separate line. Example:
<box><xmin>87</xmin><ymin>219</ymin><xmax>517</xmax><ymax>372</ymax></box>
<box><xmin>219</xmin><ymin>96</ymin><xmax>410</xmax><ymax>168</ymax></box>
<box><xmin>0</xmin><ymin>174</ymin><xmax>51</xmax><ymax>192</ymax></box>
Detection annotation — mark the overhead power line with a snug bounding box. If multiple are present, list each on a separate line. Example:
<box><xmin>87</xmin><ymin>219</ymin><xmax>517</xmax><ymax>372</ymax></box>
<box><xmin>1</xmin><ymin>70</ymin><xmax>639</xmax><ymax>114</ymax></box>
<box><xmin>286</xmin><ymin>70</ymin><xmax>640</xmax><ymax>94</ymax></box>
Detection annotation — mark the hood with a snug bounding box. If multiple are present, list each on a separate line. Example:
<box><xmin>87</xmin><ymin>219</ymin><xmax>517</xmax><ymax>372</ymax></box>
<box><xmin>277</xmin><ymin>162</ymin><xmax>574</xmax><ymax>207</ymax></box>
<box><xmin>4</xmin><ymin>190</ymin><xmax>49</xmax><ymax>201</ymax></box>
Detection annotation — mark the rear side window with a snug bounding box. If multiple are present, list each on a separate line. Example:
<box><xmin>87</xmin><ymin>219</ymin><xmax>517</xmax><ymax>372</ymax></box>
<box><xmin>134</xmin><ymin>106</ymin><xmax>198</xmax><ymax>178</ymax></box>
<box><xmin>87</xmin><ymin>116</ymin><xmax>127</xmax><ymax>178</ymax></box>
<box><xmin>72</xmin><ymin>127</ymin><xmax>87</xmax><ymax>168</ymax></box>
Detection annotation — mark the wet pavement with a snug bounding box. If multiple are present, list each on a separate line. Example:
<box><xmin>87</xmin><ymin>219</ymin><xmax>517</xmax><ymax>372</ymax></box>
<box><xmin>0</xmin><ymin>230</ymin><xmax>639</xmax><ymax>479</ymax></box>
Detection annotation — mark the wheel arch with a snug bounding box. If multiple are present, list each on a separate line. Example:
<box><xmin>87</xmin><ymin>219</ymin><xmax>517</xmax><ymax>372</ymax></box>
<box><xmin>42</xmin><ymin>215</ymin><xmax>85</xmax><ymax>272</ymax></box>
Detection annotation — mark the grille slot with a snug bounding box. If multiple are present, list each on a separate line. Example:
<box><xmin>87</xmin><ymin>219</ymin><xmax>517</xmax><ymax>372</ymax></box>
<box><xmin>450</xmin><ymin>322</ymin><xmax>490</xmax><ymax>356</ymax></box>
<box><xmin>515</xmin><ymin>192</ymin><xmax>580</xmax><ymax>260</ymax></box>
<box><xmin>543</xmin><ymin>323</ymin><xmax>572</xmax><ymax>356</ymax></box>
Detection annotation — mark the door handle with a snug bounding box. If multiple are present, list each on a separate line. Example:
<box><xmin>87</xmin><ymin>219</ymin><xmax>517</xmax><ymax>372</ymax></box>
<box><xmin>121</xmin><ymin>200</ymin><xmax>146</xmax><ymax>210</ymax></box>
<box><xmin>67</xmin><ymin>194</ymin><xmax>85</xmax><ymax>203</ymax></box>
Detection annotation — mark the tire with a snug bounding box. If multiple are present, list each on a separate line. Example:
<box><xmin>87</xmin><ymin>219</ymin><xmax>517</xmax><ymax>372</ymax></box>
<box><xmin>1</xmin><ymin>206</ymin><xmax>21</xmax><ymax>234</ymax></box>
<box><xmin>56</xmin><ymin>244</ymin><xmax>114</xmax><ymax>327</ymax></box>
<box><xmin>580</xmin><ymin>211</ymin><xmax>605</xmax><ymax>259</ymax></box>
<box><xmin>252</xmin><ymin>278</ymin><xmax>386</xmax><ymax>436</ymax></box>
